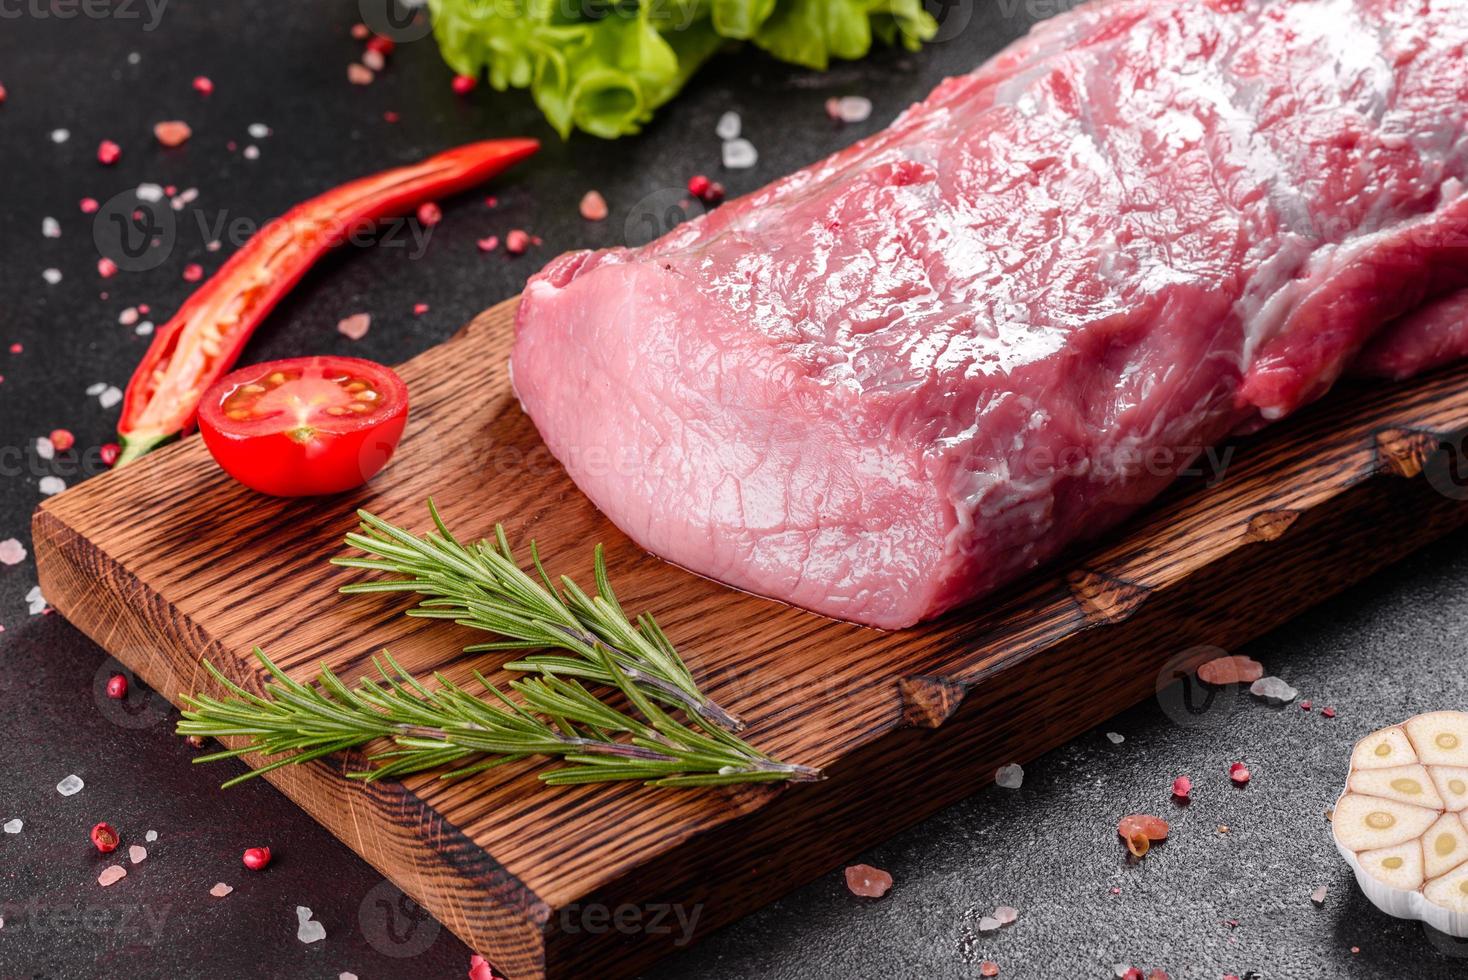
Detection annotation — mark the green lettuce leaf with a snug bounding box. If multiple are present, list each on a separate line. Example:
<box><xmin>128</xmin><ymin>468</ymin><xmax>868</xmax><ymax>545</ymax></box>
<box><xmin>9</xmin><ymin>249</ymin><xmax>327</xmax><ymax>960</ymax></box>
<box><xmin>427</xmin><ymin>0</ymin><xmax>937</xmax><ymax>138</ymax></box>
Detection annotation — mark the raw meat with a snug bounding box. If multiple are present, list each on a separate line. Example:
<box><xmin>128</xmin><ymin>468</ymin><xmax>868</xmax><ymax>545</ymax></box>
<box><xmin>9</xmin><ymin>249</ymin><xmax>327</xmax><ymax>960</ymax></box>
<box><xmin>513</xmin><ymin>0</ymin><xmax>1468</xmax><ymax>629</ymax></box>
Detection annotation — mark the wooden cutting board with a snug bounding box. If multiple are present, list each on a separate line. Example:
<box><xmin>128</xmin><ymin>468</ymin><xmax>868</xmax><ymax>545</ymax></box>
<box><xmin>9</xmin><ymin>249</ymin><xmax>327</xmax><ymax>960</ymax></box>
<box><xmin>33</xmin><ymin>298</ymin><xmax>1468</xmax><ymax>979</ymax></box>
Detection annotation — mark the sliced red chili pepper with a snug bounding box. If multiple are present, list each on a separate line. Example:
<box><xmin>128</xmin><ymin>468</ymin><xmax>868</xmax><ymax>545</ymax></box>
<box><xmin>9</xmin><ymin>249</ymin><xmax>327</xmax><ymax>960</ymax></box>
<box><xmin>115</xmin><ymin>138</ymin><xmax>538</xmax><ymax>464</ymax></box>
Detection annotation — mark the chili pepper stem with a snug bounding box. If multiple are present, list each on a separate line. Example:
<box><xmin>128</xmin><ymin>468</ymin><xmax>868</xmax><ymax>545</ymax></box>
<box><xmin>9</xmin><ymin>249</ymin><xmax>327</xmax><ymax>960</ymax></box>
<box><xmin>115</xmin><ymin>432</ymin><xmax>177</xmax><ymax>467</ymax></box>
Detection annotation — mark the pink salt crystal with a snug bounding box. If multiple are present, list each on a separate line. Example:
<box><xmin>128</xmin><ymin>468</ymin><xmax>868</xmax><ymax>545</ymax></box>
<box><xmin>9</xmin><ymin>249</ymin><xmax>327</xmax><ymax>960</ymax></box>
<box><xmin>80</xmin><ymin>198</ymin><xmax>99</xmax><ymax>213</ymax></box>
<box><xmin>993</xmin><ymin>905</ymin><xmax>1018</xmax><ymax>925</ymax></box>
<box><xmin>0</xmin><ymin>539</ymin><xmax>25</xmax><ymax>565</ymax></box>
<box><xmin>1229</xmin><ymin>762</ymin><xmax>1251</xmax><ymax>786</ymax></box>
<box><xmin>129</xmin><ymin>844</ymin><xmax>147</xmax><ymax>864</ymax></box>
<box><xmin>209</xmin><ymin>882</ymin><xmax>232</xmax><ymax>897</ymax></box>
<box><xmin>1322</xmin><ymin>706</ymin><xmax>1337</xmax><ymax>718</ymax></box>
<box><xmin>476</xmin><ymin>236</ymin><xmax>499</xmax><ymax>253</ymax></box>
<box><xmin>579</xmin><ymin>190</ymin><xmax>608</xmax><ymax>221</ymax></box>
<box><xmin>468</xmin><ymin>954</ymin><xmax>496</xmax><ymax>980</ymax></box>
<box><xmin>1171</xmin><ymin>775</ymin><xmax>1192</xmax><ymax>800</ymax></box>
<box><xmin>153</xmin><ymin>120</ymin><xmax>192</xmax><ymax>147</ymax></box>
<box><xmin>97</xmin><ymin>865</ymin><xmax>127</xmax><ymax>887</ymax></box>
<box><xmin>337</xmin><ymin>313</ymin><xmax>371</xmax><ymax>340</ymax></box>
<box><xmin>413</xmin><ymin>303</ymin><xmax>429</xmax><ymax>315</ymax></box>
<box><xmin>843</xmin><ymin>863</ymin><xmax>892</xmax><ymax>898</ymax></box>
<box><xmin>505</xmin><ymin>229</ymin><xmax>530</xmax><ymax>255</ymax></box>
<box><xmin>347</xmin><ymin>63</ymin><xmax>374</xmax><ymax>86</ymax></box>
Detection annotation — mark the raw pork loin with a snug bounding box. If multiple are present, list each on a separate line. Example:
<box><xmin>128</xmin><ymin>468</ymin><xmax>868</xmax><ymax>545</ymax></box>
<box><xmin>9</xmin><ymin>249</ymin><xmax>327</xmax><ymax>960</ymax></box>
<box><xmin>513</xmin><ymin>0</ymin><xmax>1468</xmax><ymax>629</ymax></box>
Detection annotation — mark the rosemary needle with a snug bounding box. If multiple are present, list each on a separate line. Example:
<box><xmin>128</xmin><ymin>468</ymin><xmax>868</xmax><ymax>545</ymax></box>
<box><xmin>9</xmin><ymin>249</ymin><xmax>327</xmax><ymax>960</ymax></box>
<box><xmin>176</xmin><ymin>504</ymin><xmax>822</xmax><ymax>789</ymax></box>
<box><xmin>177</xmin><ymin>648</ymin><xmax>822</xmax><ymax>789</ymax></box>
<box><xmin>332</xmin><ymin>501</ymin><xmax>744</xmax><ymax>732</ymax></box>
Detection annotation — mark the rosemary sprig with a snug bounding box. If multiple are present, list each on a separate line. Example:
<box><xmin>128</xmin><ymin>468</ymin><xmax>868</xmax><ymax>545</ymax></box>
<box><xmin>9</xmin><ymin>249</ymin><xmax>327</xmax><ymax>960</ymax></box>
<box><xmin>331</xmin><ymin>502</ymin><xmax>745</xmax><ymax>733</ymax></box>
<box><xmin>177</xmin><ymin>647</ymin><xmax>822</xmax><ymax>788</ymax></box>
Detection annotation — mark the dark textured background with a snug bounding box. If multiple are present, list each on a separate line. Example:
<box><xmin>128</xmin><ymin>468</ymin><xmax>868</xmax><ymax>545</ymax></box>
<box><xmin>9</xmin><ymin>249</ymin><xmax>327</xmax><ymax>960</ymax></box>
<box><xmin>2</xmin><ymin>2</ymin><xmax>1467</xmax><ymax>978</ymax></box>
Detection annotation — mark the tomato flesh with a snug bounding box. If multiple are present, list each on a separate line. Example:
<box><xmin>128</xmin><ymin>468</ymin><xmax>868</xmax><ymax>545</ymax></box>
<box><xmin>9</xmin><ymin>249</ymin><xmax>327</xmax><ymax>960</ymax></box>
<box><xmin>199</xmin><ymin>356</ymin><xmax>408</xmax><ymax>496</ymax></box>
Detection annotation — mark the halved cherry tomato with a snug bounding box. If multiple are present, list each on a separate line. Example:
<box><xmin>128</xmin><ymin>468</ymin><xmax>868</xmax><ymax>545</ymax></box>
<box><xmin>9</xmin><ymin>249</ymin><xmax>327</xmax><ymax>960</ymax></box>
<box><xmin>198</xmin><ymin>356</ymin><xmax>408</xmax><ymax>497</ymax></box>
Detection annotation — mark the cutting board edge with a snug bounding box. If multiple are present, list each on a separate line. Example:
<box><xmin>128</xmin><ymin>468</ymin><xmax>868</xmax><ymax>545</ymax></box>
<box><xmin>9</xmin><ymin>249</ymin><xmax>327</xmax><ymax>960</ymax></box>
<box><xmin>30</xmin><ymin>503</ymin><xmax>563</xmax><ymax>980</ymax></box>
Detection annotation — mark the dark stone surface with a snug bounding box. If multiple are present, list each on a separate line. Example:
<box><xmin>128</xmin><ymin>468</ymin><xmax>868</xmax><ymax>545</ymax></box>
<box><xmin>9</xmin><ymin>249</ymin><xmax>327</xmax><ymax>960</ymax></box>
<box><xmin>1</xmin><ymin>2</ymin><xmax>1465</xmax><ymax>978</ymax></box>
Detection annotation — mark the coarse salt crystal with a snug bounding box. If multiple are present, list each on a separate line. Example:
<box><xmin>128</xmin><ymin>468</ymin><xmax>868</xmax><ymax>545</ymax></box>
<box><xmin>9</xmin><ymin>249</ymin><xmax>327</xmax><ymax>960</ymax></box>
<box><xmin>99</xmin><ymin>385</ymin><xmax>123</xmax><ymax>408</ymax></box>
<box><xmin>1250</xmin><ymin>675</ymin><xmax>1298</xmax><ymax>704</ymax></box>
<box><xmin>0</xmin><ymin>539</ymin><xmax>25</xmax><ymax>565</ymax></box>
<box><xmin>243</xmin><ymin>145</ymin><xmax>260</xmax><ymax>160</ymax></box>
<box><xmin>993</xmin><ymin>905</ymin><xmax>1018</xmax><ymax>925</ymax></box>
<box><xmin>843</xmin><ymin>863</ymin><xmax>892</xmax><ymax>898</ymax></box>
<box><xmin>210</xmin><ymin>882</ymin><xmax>232</xmax><ymax>897</ymax></box>
<box><xmin>36</xmin><ymin>436</ymin><xmax>54</xmax><ymax>460</ymax></box>
<box><xmin>834</xmin><ymin>96</ymin><xmax>873</xmax><ymax>123</ymax></box>
<box><xmin>1310</xmin><ymin>884</ymin><xmax>1327</xmax><ymax>907</ymax></box>
<box><xmin>26</xmin><ymin>586</ymin><xmax>47</xmax><ymax>614</ymax></box>
<box><xmin>348</xmin><ymin>63</ymin><xmax>374</xmax><ymax>86</ymax></box>
<box><xmin>129</xmin><ymin>844</ymin><xmax>147</xmax><ymax>864</ymax></box>
<box><xmin>340</xmin><ymin>974</ymin><xmax>358</xmax><ymax>980</ymax></box>
<box><xmin>337</xmin><ymin>313</ymin><xmax>371</xmax><ymax>340</ymax></box>
<box><xmin>296</xmin><ymin>906</ymin><xmax>326</xmax><ymax>943</ymax></box>
<box><xmin>39</xmin><ymin>476</ymin><xmax>65</xmax><ymax>496</ymax></box>
<box><xmin>3</xmin><ymin>819</ymin><xmax>21</xmax><ymax>834</ymax></box>
<box><xmin>715</xmin><ymin>111</ymin><xmax>741</xmax><ymax>140</ymax></box>
<box><xmin>579</xmin><ymin>190</ymin><xmax>608</xmax><ymax>222</ymax></box>
<box><xmin>42</xmin><ymin>268</ymin><xmax>62</xmax><ymax>285</ymax></box>
<box><xmin>362</xmin><ymin>48</ymin><xmax>385</xmax><ymax>71</ymax></box>
<box><xmin>721</xmin><ymin>137</ymin><xmax>758</xmax><ymax>170</ymax></box>
<box><xmin>135</xmin><ymin>322</ymin><xmax>154</xmax><ymax>337</ymax></box>
<box><xmin>51</xmin><ymin>128</ymin><xmax>70</xmax><ymax>143</ymax></box>
<box><xmin>145</xmin><ymin>830</ymin><xmax>157</xmax><ymax>842</ymax></box>
<box><xmin>57</xmin><ymin>774</ymin><xmax>84</xmax><ymax>795</ymax></box>
<box><xmin>119</xmin><ymin>307</ymin><xmax>138</xmax><ymax>326</ymax></box>
<box><xmin>136</xmin><ymin>183</ymin><xmax>165</xmax><ymax>203</ymax></box>
<box><xmin>86</xmin><ymin>381</ymin><xmax>108</xmax><ymax>396</ymax></box>
<box><xmin>98</xmin><ymin>865</ymin><xmax>127</xmax><ymax>887</ymax></box>
<box><xmin>42</xmin><ymin>216</ymin><xmax>60</xmax><ymax>238</ymax></box>
<box><xmin>153</xmin><ymin>121</ymin><xmax>192</xmax><ymax>147</ymax></box>
<box><xmin>1106</xmin><ymin>732</ymin><xmax>1125</xmax><ymax>744</ymax></box>
<box><xmin>978</xmin><ymin>915</ymin><xmax>1002</xmax><ymax>932</ymax></box>
<box><xmin>995</xmin><ymin>763</ymin><xmax>1024</xmax><ymax>789</ymax></box>
<box><xmin>248</xmin><ymin>123</ymin><xmax>271</xmax><ymax>139</ymax></box>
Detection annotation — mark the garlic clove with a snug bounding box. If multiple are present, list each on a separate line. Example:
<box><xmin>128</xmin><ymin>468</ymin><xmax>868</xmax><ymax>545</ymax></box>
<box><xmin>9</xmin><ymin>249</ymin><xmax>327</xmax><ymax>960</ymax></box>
<box><xmin>1423</xmin><ymin>813</ymin><xmax>1468</xmax><ymax>880</ymax></box>
<box><xmin>1424</xmin><ymin>860</ymin><xmax>1468</xmax><ymax>914</ymax></box>
<box><xmin>1405</xmin><ymin>712</ymin><xmax>1468</xmax><ymax>766</ymax></box>
<box><xmin>1351</xmin><ymin>725</ymin><xmax>1418</xmax><ymax>770</ymax></box>
<box><xmin>1349</xmin><ymin>765</ymin><xmax>1446</xmax><ymax>809</ymax></box>
<box><xmin>1429</xmin><ymin>766</ymin><xmax>1468</xmax><ymax>812</ymax></box>
<box><xmin>1359</xmin><ymin>840</ymin><xmax>1425</xmax><ymax>891</ymax></box>
<box><xmin>1332</xmin><ymin>793</ymin><xmax>1439</xmax><ymax>851</ymax></box>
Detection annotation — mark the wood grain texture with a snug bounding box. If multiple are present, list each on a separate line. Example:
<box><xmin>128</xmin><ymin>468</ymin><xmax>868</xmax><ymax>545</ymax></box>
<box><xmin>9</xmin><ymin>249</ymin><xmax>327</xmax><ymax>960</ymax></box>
<box><xmin>33</xmin><ymin>297</ymin><xmax>1468</xmax><ymax>979</ymax></box>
